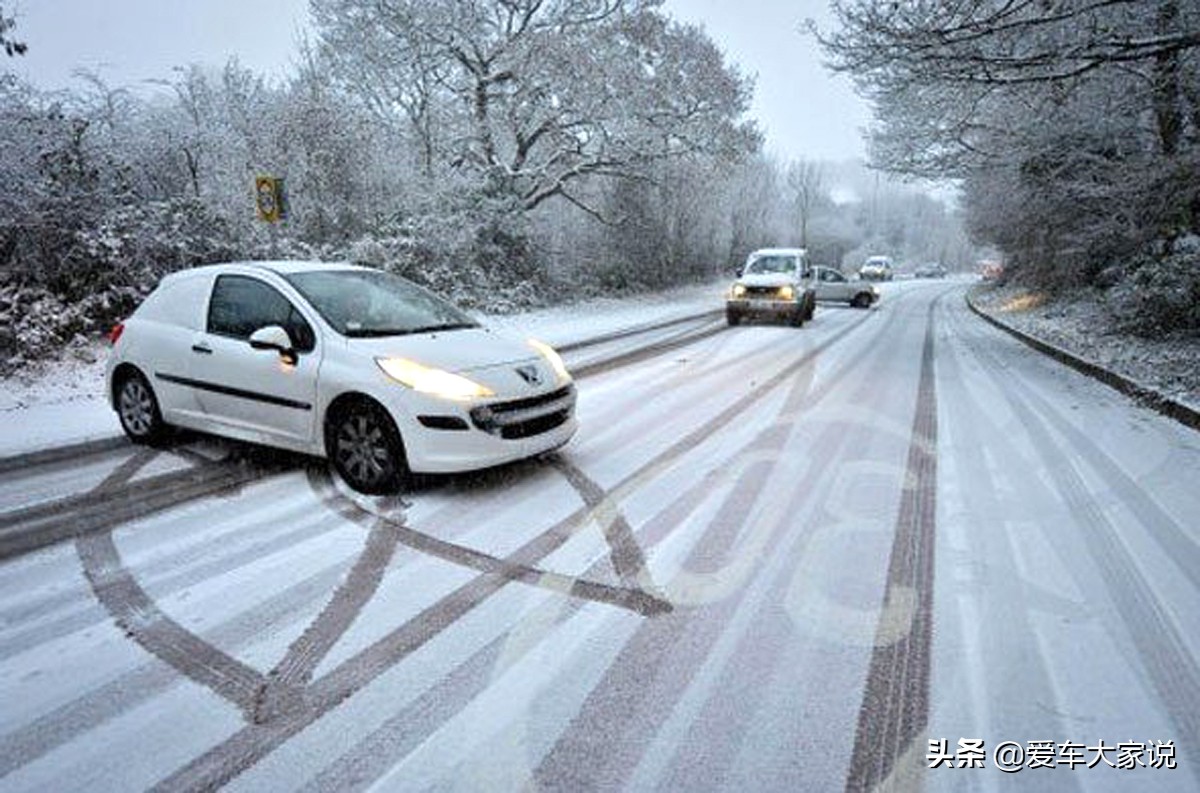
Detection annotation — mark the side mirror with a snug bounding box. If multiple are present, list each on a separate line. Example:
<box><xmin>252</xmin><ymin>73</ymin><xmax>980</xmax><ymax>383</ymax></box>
<box><xmin>249</xmin><ymin>325</ymin><xmax>297</xmax><ymax>364</ymax></box>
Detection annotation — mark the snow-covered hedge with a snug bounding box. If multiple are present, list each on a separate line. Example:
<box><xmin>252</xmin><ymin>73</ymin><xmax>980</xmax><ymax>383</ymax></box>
<box><xmin>0</xmin><ymin>284</ymin><xmax>143</xmax><ymax>373</ymax></box>
<box><xmin>1107</xmin><ymin>237</ymin><xmax>1200</xmax><ymax>337</ymax></box>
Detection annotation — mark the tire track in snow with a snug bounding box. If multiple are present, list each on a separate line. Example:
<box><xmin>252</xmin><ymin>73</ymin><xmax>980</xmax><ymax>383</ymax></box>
<box><xmin>844</xmin><ymin>295</ymin><xmax>940</xmax><ymax>792</ymax></box>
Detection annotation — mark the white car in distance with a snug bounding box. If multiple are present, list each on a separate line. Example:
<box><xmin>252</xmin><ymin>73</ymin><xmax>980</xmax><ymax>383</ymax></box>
<box><xmin>811</xmin><ymin>266</ymin><xmax>879</xmax><ymax>308</ymax></box>
<box><xmin>106</xmin><ymin>262</ymin><xmax>577</xmax><ymax>494</ymax></box>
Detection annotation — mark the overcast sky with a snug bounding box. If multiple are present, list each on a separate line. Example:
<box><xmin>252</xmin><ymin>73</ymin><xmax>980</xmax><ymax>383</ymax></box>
<box><xmin>6</xmin><ymin>0</ymin><xmax>871</xmax><ymax>162</ymax></box>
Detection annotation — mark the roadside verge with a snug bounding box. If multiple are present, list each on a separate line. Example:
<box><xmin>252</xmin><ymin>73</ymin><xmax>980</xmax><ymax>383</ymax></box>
<box><xmin>965</xmin><ymin>289</ymin><xmax>1200</xmax><ymax>433</ymax></box>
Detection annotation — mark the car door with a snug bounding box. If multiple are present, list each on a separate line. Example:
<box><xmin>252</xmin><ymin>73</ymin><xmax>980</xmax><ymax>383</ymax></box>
<box><xmin>813</xmin><ymin>267</ymin><xmax>851</xmax><ymax>301</ymax></box>
<box><xmin>189</xmin><ymin>274</ymin><xmax>321</xmax><ymax>444</ymax></box>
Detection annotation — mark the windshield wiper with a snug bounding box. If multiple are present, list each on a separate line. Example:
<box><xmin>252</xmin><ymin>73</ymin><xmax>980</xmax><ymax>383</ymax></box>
<box><xmin>342</xmin><ymin>328</ymin><xmax>414</xmax><ymax>338</ymax></box>
<box><xmin>343</xmin><ymin>322</ymin><xmax>477</xmax><ymax>338</ymax></box>
<box><xmin>406</xmin><ymin>322</ymin><xmax>478</xmax><ymax>334</ymax></box>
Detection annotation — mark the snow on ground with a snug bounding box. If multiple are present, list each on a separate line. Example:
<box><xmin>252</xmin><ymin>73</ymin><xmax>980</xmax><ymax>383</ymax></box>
<box><xmin>0</xmin><ymin>280</ymin><xmax>727</xmax><ymax>458</ymax></box>
<box><xmin>971</xmin><ymin>283</ymin><xmax>1200</xmax><ymax>409</ymax></box>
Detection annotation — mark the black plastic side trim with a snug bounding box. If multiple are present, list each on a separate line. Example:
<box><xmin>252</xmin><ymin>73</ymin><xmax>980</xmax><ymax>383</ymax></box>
<box><xmin>155</xmin><ymin>372</ymin><xmax>312</xmax><ymax>411</ymax></box>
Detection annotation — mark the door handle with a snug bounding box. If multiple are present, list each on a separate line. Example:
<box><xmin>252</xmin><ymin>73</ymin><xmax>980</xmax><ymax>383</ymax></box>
<box><xmin>191</xmin><ymin>343</ymin><xmax>213</xmax><ymax>355</ymax></box>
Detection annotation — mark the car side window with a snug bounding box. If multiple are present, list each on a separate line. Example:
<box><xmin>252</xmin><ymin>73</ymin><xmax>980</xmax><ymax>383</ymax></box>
<box><xmin>207</xmin><ymin>275</ymin><xmax>315</xmax><ymax>352</ymax></box>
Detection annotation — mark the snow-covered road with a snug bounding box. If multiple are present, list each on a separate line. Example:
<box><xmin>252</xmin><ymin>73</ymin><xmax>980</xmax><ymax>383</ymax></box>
<box><xmin>1</xmin><ymin>281</ymin><xmax>1197</xmax><ymax>791</ymax></box>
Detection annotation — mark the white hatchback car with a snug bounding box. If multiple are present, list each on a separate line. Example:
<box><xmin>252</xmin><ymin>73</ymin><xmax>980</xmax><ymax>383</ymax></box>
<box><xmin>812</xmin><ymin>266</ymin><xmax>879</xmax><ymax>308</ymax></box>
<box><xmin>106</xmin><ymin>262</ymin><xmax>577</xmax><ymax>493</ymax></box>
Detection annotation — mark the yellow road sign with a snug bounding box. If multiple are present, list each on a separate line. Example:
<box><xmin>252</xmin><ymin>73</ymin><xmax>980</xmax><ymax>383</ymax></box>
<box><xmin>255</xmin><ymin>176</ymin><xmax>284</xmax><ymax>223</ymax></box>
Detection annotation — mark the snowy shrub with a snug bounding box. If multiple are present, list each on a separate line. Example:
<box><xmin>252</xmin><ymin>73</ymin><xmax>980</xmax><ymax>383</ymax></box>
<box><xmin>0</xmin><ymin>284</ymin><xmax>141</xmax><ymax>373</ymax></box>
<box><xmin>1107</xmin><ymin>238</ymin><xmax>1200</xmax><ymax>337</ymax></box>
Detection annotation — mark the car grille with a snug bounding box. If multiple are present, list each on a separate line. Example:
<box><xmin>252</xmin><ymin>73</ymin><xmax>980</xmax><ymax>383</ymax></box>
<box><xmin>469</xmin><ymin>384</ymin><xmax>575</xmax><ymax>439</ymax></box>
<box><xmin>743</xmin><ymin>286</ymin><xmax>788</xmax><ymax>299</ymax></box>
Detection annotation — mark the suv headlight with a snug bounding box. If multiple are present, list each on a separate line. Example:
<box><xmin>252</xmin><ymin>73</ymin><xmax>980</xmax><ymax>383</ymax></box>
<box><xmin>376</xmin><ymin>357</ymin><xmax>494</xmax><ymax>400</ymax></box>
<box><xmin>731</xmin><ymin>283</ymin><xmax>747</xmax><ymax>299</ymax></box>
<box><xmin>778</xmin><ymin>285</ymin><xmax>795</xmax><ymax>300</ymax></box>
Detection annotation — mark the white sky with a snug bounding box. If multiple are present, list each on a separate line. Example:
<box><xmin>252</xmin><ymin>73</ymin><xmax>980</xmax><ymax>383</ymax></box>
<box><xmin>5</xmin><ymin>0</ymin><xmax>870</xmax><ymax>162</ymax></box>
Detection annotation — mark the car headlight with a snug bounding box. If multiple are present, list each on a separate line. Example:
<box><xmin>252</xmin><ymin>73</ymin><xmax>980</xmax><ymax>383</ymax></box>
<box><xmin>778</xmin><ymin>285</ymin><xmax>795</xmax><ymax>300</ymax></box>
<box><xmin>527</xmin><ymin>338</ymin><xmax>572</xmax><ymax>384</ymax></box>
<box><xmin>376</xmin><ymin>357</ymin><xmax>494</xmax><ymax>400</ymax></box>
<box><xmin>731</xmin><ymin>283</ymin><xmax>746</xmax><ymax>298</ymax></box>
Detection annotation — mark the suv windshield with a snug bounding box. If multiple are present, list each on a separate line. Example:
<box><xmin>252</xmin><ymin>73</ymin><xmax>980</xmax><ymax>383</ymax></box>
<box><xmin>284</xmin><ymin>269</ymin><xmax>479</xmax><ymax>338</ymax></box>
<box><xmin>745</xmin><ymin>255</ymin><xmax>800</xmax><ymax>275</ymax></box>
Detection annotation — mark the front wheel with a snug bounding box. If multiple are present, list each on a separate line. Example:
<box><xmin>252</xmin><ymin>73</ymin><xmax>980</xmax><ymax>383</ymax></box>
<box><xmin>328</xmin><ymin>401</ymin><xmax>409</xmax><ymax>495</ymax></box>
<box><xmin>726</xmin><ymin>309</ymin><xmax>742</xmax><ymax>326</ymax></box>
<box><xmin>116</xmin><ymin>370</ymin><xmax>169</xmax><ymax>445</ymax></box>
<box><xmin>851</xmin><ymin>292</ymin><xmax>872</xmax><ymax>309</ymax></box>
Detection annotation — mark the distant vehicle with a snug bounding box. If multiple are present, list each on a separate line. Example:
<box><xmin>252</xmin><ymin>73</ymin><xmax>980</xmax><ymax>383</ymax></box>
<box><xmin>106</xmin><ymin>261</ymin><xmax>576</xmax><ymax>494</ymax></box>
<box><xmin>979</xmin><ymin>260</ymin><xmax>1005</xmax><ymax>281</ymax></box>
<box><xmin>812</xmin><ymin>266</ymin><xmax>879</xmax><ymax>308</ymax></box>
<box><xmin>859</xmin><ymin>255</ymin><xmax>894</xmax><ymax>281</ymax></box>
<box><xmin>726</xmin><ymin>248</ymin><xmax>817</xmax><ymax>327</ymax></box>
<box><xmin>914</xmin><ymin>262</ymin><xmax>948</xmax><ymax>279</ymax></box>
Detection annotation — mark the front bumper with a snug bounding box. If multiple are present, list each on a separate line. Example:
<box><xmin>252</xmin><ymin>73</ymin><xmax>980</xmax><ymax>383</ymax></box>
<box><xmin>393</xmin><ymin>383</ymin><xmax>578</xmax><ymax>473</ymax></box>
<box><xmin>726</xmin><ymin>297</ymin><xmax>803</xmax><ymax>316</ymax></box>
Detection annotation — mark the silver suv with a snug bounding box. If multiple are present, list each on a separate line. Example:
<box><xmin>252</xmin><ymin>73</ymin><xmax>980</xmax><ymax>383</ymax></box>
<box><xmin>726</xmin><ymin>248</ymin><xmax>818</xmax><ymax>327</ymax></box>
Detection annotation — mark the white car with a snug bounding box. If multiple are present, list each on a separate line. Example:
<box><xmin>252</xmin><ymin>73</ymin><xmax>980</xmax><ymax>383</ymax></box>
<box><xmin>725</xmin><ymin>247</ymin><xmax>817</xmax><ymax>327</ymax></box>
<box><xmin>812</xmin><ymin>266</ymin><xmax>879</xmax><ymax>308</ymax></box>
<box><xmin>859</xmin><ymin>255</ymin><xmax>894</xmax><ymax>281</ymax></box>
<box><xmin>106</xmin><ymin>261</ymin><xmax>577</xmax><ymax>494</ymax></box>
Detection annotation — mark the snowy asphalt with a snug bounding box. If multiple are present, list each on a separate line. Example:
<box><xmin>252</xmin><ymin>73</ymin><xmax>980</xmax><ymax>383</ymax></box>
<box><xmin>1</xmin><ymin>281</ymin><xmax>1197</xmax><ymax>791</ymax></box>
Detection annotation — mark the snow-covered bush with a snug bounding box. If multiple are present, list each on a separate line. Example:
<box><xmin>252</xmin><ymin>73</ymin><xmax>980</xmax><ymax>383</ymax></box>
<box><xmin>1107</xmin><ymin>237</ymin><xmax>1200</xmax><ymax>337</ymax></box>
<box><xmin>0</xmin><ymin>284</ymin><xmax>142</xmax><ymax>373</ymax></box>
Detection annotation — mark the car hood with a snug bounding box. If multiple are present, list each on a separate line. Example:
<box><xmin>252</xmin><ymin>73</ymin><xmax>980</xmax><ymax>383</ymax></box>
<box><xmin>345</xmin><ymin>327</ymin><xmax>539</xmax><ymax>374</ymax></box>
<box><xmin>738</xmin><ymin>273</ymin><xmax>798</xmax><ymax>288</ymax></box>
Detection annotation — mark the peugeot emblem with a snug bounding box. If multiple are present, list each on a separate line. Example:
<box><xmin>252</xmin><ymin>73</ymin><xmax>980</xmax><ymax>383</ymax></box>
<box><xmin>515</xmin><ymin>364</ymin><xmax>542</xmax><ymax>386</ymax></box>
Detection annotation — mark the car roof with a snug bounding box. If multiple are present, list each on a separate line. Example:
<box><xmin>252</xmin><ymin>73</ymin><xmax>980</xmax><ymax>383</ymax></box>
<box><xmin>161</xmin><ymin>260</ymin><xmax>367</xmax><ymax>283</ymax></box>
<box><xmin>749</xmin><ymin>247</ymin><xmax>807</xmax><ymax>257</ymax></box>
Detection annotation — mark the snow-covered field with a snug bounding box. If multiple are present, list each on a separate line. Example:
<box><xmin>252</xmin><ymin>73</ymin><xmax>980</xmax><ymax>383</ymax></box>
<box><xmin>0</xmin><ymin>281</ymin><xmax>726</xmax><ymax>457</ymax></box>
<box><xmin>971</xmin><ymin>284</ymin><xmax>1200</xmax><ymax>410</ymax></box>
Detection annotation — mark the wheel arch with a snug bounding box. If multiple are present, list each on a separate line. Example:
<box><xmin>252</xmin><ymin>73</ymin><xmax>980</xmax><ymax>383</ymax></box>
<box><xmin>110</xmin><ymin>362</ymin><xmax>151</xmax><ymax>405</ymax></box>
<box><xmin>321</xmin><ymin>391</ymin><xmax>406</xmax><ymax>461</ymax></box>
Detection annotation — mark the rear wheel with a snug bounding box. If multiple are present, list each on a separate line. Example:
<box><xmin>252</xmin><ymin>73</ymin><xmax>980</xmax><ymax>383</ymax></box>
<box><xmin>327</xmin><ymin>400</ymin><xmax>408</xmax><ymax>495</ymax></box>
<box><xmin>115</xmin><ymin>370</ymin><xmax>169</xmax><ymax>445</ymax></box>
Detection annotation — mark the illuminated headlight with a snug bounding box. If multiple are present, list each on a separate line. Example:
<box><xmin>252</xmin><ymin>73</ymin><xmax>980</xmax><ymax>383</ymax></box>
<box><xmin>731</xmin><ymin>283</ymin><xmax>747</xmax><ymax>299</ymax></box>
<box><xmin>528</xmin><ymin>338</ymin><xmax>572</xmax><ymax>384</ymax></box>
<box><xmin>376</xmin><ymin>357</ymin><xmax>494</xmax><ymax>400</ymax></box>
<box><xmin>778</xmin><ymin>285</ymin><xmax>795</xmax><ymax>300</ymax></box>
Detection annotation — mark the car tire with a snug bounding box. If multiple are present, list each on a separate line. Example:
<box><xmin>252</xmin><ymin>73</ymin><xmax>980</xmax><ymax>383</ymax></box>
<box><xmin>115</xmin><ymin>369</ymin><xmax>170</xmax><ymax>445</ymax></box>
<box><xmin>327</xmin><ymin>400</ymin><xmax>409</xmax><ymax>495</ymax></box>
<box><xmin>726</xmin><ymin>309</ymin><xmax>742</xmax><ymax>326</ymax></box>
<box><xmin>851</xmin><ymin>292</ymin><xmax>872</xmax><ymax>309</ymax></box>
<box><xmin>804</xmin><ymin>293</ymin><xmax>816</xmax><ymax>321</ymax></box>
<box><xmin>789</xmin><ymin>307</ymin><xmax>805</xmax><ymax>327</ymax></box>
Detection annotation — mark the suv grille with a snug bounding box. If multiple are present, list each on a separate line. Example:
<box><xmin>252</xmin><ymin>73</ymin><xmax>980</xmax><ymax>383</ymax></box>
<box><xmin>744</xmin><ymin>286</ymin><xmax>788</xmax><ymax>299</ymax></box>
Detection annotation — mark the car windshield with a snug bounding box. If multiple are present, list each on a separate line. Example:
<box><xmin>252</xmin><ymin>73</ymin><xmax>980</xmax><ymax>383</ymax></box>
<box><xmin>745</xmin><ymin>255</ymin><xmax>798</xmax><ymax>275</ymax></box>
<box><xmin>284</xmin><ymin>269</ymin><xmax>479</xmax><ymax>338</ymax></box>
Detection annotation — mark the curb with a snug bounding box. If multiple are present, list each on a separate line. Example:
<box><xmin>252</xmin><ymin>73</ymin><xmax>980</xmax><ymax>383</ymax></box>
<box><xmin>965</xmin><ymin>291</ymin><xmax>1200</xmax><ymax>433</ymax></box>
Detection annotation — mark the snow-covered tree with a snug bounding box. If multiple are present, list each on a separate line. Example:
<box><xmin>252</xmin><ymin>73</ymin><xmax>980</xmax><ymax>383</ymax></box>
<box><xmin>819</xmin><ymin>0</ymin><xmax>1200</xmax><ymax>309</ymax></box>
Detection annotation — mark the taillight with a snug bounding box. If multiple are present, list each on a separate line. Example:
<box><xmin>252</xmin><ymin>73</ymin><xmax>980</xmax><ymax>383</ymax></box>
<box><xmin>108</xmin><ymin>322</ymin><xmax>125</xmax><ymax>345</ymax></box>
